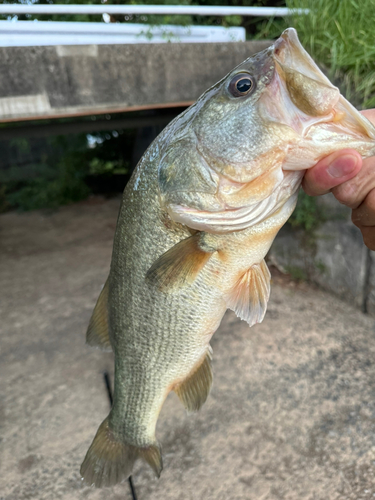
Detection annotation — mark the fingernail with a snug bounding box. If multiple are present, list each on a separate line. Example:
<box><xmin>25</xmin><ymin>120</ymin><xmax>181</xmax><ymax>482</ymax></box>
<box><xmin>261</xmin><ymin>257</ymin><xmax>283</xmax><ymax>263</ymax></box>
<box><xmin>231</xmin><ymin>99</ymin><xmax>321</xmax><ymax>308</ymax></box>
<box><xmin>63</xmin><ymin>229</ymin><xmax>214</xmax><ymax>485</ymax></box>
<box><xmin>328</xmin><ymin>154</ymin><xmax>359</xmax><ymax>178</ymax></box>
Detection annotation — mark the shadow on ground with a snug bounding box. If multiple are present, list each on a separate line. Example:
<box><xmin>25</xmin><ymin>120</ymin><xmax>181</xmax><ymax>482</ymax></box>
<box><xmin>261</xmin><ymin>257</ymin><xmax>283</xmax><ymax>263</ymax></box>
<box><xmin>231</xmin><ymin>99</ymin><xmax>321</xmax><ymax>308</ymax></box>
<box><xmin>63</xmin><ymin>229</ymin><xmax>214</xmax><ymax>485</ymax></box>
<box><xmin>1</xmin><ymin>197</ymin><xmax>375</xmax><ymax>500</ymax></box>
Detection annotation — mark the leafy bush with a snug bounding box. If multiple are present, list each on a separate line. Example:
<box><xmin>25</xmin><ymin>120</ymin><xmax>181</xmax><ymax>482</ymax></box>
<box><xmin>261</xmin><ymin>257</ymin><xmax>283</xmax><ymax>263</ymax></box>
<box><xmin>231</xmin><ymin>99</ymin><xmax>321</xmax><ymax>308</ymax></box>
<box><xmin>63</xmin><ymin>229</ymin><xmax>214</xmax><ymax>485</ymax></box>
<box><xmin>288</xmin><ymin>190</ymin><xmax>326</xmax><ymax>232</ymax></box>
<box><xmin>88</xmin><ymin>158</ymin><xmax>128</xmax><ymax>176</ymax></box>
<box><xmin>4</xmin><ymin>155</ymin><xmax>90</xmax><ymax>211</ymax></box>
<box><xmin>1</xmin><ymin>126</ymin><xmax>133</xmax><ymax>211</ymax></box>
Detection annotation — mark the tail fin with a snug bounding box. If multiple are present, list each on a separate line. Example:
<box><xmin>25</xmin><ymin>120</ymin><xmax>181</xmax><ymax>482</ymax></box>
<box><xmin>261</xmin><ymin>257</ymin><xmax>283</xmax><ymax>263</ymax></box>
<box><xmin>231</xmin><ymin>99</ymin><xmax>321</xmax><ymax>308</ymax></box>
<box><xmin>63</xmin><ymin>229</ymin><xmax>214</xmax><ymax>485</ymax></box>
<box><xmin>80</xmin><ymin>417</ymin><xmax>163</xmax><ymax>488</ymax></box>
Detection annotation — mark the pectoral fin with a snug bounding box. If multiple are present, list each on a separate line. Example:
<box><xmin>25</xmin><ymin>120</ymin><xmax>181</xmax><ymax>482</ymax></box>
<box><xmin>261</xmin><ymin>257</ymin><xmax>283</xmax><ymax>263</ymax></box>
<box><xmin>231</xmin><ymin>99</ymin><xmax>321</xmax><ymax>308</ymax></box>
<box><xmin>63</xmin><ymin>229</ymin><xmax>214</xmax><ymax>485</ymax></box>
<box><xmin>174</xmin><ymin>347</ymin><xmax>213</xmax><ymax>412</ymax></box>
<box><xmin>146</xmin><ymin>233</ymin><xmax>213</xmax><ymax>292</ymax></box>
<box><xmin>225</xmin><ymin>260</ymin><xmax>271</xmax><ymax>327</ymax></box>
<box><xmin>86</xmin><ymin>279</ymin><xmax>112</xmax><ymax>352</ymax></box>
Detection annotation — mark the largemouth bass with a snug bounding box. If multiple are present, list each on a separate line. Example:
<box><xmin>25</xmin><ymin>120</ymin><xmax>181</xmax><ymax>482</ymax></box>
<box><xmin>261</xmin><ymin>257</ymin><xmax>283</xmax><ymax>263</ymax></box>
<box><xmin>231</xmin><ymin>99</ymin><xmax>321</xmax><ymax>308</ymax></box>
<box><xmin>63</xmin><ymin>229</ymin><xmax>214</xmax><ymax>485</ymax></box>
<box><xmin>81</xmin><ymin>28</ymin><xmax>375</xmax><ymax>487</ymax></box>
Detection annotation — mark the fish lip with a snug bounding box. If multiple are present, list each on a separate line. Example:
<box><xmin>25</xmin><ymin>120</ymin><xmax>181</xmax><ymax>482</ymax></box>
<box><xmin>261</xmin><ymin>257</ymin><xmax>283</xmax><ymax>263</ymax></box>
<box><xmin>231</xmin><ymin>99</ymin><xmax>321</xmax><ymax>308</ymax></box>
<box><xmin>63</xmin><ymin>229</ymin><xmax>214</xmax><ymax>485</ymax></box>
<box><xmin>272</xmin><ymin>32</ymin><xmax>288</xmax><ymax>62</ymax></box>
<box><xmin>272</xmin><ymin>27</ymin><xmax>302</xmax><ymax>64</ymax></box>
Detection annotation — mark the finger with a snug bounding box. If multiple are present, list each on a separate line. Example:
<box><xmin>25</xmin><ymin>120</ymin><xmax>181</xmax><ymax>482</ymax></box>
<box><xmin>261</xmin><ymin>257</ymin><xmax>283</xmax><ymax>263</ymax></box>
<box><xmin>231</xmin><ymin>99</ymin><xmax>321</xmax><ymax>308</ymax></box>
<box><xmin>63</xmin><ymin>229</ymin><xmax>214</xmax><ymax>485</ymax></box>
<box><xmin>361</xmin><ymin>109</ymin><xmax>375</xmax><ymax>124</ymax></box>
<box><xmin>302</xmin><ymin>149</ymin><xmax>362</xmax><ymax>196</ymax></box>
<box><xmin>359</xmin><ymin>226</ymin><xmax>375</xmax><ymax>251</ymax></box>
<box><xmin>351</xmin><ymin>189</ymin><xmax>375</xmax><ymax>251</ymax></box>
<box><xmin>332</xmin><ymin>156</ymin><xmax>375</xmax><ymax>209</ymax></box>
<box><xmin>352</xmin><ymin>189</ymin><xmax>375</xmax><ymax>227</ymax></box>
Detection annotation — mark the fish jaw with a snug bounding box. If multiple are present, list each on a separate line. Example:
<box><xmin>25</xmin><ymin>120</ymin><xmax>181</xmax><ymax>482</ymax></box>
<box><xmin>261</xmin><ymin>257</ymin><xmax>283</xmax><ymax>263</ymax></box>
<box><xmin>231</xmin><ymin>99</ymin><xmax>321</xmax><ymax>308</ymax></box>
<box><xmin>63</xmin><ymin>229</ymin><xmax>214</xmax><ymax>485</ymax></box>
<box><xmin>273</xmin><ymin>28</ymin><xmax>338</xmax><ymax>95</ymax></box>
<box><xmin>260</xmin><ymin>28</ymin><xmax>375</xmax><ymax>170</ymax></box>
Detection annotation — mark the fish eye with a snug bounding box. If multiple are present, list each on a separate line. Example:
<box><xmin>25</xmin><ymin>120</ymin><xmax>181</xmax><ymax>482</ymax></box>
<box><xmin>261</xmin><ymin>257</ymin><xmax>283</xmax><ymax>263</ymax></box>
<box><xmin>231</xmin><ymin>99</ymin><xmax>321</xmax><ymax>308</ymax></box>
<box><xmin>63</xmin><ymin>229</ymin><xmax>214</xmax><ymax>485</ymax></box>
<box><xmin>228</xmin><ymin>73</ymin><xmax>255</xmax><ymax>97</ymax></box>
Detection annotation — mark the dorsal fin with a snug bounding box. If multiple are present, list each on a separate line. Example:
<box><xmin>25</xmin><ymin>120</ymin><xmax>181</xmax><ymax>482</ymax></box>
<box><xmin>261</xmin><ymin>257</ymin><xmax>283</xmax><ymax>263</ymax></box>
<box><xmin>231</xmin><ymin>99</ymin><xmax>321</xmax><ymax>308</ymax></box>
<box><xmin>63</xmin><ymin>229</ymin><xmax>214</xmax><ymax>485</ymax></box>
<box><xmin>86</xmin><ymin>279</ymin><xmax>112</xmax><ymax>352</ymax></box>
<box><xmin>225</xmin><ymin>260</ymin><xmax>271</xmax><ymax>327</ymax></box>
<box><xmin>174</xmin><ymin>348</ymin><xmax>213</xmax><ymax>412</ymax></box>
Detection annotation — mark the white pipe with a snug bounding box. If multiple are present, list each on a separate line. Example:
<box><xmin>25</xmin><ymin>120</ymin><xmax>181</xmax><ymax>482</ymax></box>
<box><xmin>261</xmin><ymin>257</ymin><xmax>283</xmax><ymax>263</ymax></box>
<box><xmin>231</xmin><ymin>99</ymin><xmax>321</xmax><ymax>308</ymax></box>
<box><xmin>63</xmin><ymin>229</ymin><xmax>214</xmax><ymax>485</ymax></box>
<box><xmin>0</xmin><ymin>4</ymin><xmax>308</xmax><ymax>17</ymax></box>
<box><xmin>0</xmin><ymin>21</ymin><xmax>247</xmax><ymax>46</ymax></box>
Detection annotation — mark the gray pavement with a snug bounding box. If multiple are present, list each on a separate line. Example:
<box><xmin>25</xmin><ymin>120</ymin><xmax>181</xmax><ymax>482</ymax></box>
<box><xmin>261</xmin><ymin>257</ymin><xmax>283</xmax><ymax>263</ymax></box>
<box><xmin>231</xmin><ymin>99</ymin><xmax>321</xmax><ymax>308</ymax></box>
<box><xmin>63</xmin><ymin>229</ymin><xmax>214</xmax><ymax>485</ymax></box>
<box><xmin>2</xmin><ymin>197</ymin><xmax>375</xmax><ymax>500</ymax></box>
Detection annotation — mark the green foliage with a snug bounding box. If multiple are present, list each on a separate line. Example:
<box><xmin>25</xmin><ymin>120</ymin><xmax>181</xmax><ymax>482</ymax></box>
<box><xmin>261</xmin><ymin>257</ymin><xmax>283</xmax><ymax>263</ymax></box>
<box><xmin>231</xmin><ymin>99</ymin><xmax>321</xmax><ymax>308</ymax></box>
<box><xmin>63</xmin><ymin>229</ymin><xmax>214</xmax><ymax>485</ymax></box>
<box><xmin>1</xmin><ymin>132</ymin><xmax>87</xmax><ymax>210</ymax></box>
<box><xmin>88</xmin><ymin>158</ymin><xmax>128</xmax><ymax>176</ymax></box>
<box><xmin>288</xmin><ymin>190</ymin><xmax>326</xmax><ymax>232</ymax></box>
<box><xmin>4</xmin><ymin>155</ymin><xmax>90</xmax><ymax>211</ymax></box>
<box><xmin>252</xmin><ymin>16</ymin><xmax>287</xmax><ymax>40</ymax></box>
<box><xmin>284</xmin><ymin>265</ymin><xmax>307</xmax><ymax>281</ymax></box>
<box><xmin>314</xmin><ymin>259</ymin><xmax>327</xmax><ymax>275</ymax></box>
<box><xmin>287</xmin><ymin>0</ymin><xmax>375</xmax><ymax>108</ymax></box>
<box><xmin>1</xmin><ymin>124</ymin><xmax>134</xmax><ymax>211</ymax></box>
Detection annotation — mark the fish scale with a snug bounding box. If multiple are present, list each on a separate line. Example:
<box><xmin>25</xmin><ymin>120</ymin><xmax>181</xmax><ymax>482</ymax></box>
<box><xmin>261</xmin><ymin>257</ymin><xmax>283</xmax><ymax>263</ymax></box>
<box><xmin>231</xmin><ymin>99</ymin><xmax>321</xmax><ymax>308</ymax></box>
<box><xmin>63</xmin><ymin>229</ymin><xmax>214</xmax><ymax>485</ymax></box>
<box><xmin>80</xmin><ymin>28</ymin><xmax>375</xmax><ymax>487</ymax></box>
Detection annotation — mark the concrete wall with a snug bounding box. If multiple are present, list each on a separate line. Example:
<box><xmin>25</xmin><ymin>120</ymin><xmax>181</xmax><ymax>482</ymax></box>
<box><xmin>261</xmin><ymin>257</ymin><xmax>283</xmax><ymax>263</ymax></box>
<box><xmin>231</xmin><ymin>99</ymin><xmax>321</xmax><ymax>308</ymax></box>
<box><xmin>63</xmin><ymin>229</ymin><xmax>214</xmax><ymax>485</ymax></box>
<box><xmin>0</xmin><ymin>41</ymin><xmax>270</xmax><ymax>122</ymax></box>
<box><xmin>269</xmin><ymin>193</ymin><xmax>375</xmax><ymax>315</ymax></box>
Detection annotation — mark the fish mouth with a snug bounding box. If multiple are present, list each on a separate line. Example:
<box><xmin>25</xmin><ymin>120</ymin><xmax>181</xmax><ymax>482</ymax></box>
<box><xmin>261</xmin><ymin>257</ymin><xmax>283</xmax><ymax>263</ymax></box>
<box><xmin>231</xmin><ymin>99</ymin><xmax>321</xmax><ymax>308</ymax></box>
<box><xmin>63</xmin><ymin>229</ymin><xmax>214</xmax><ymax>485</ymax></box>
<box><xmin>272</xmin><ymin>28</ymin><xmax>330</xmax><ymax>85</ymax></box>
<box><xmin>264</xmin><ymin>28</ymin><xmax>340</xmax><ymax>128</ymax></box>
<box><xmin>267</xmin><ymin>28</ymin><xmax>375</xmax><ymax>169</ymax></box>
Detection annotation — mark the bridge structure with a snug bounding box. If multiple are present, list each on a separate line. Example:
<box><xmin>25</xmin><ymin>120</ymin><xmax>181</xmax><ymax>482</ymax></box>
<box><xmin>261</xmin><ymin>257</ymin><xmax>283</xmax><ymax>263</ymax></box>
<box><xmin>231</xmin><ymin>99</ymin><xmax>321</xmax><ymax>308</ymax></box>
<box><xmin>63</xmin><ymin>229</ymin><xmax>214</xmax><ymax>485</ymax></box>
<box><xmin>0</xmin><ymin>40</ymin><xmax>270</xmax><ymax>123</ymax></box>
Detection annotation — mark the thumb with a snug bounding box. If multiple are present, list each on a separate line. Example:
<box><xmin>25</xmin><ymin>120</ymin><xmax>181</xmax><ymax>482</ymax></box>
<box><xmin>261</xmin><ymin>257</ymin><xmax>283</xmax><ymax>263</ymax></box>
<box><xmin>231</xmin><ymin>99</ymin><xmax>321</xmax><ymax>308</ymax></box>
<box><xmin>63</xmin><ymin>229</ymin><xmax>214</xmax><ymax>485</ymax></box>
<box><xmin>302</xmin><ymin>149</ymin><xmax>362</xmax><ymax>196</ymax></box>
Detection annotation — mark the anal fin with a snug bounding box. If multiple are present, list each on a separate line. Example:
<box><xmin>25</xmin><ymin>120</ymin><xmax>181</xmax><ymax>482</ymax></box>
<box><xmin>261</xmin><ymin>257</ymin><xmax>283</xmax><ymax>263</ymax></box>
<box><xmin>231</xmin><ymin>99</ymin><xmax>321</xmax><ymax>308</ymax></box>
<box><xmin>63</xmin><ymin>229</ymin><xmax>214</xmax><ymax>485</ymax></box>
<box><xmin>225</xmin><ymin>260</ymin><xmax>271</xmax><ymax>327</ymax></box>
<box><xmin>86</xmin><ymin>279</ymin><xmax>112</xmax><ymax>352</ymax></box>
<box><xmin>174</xmin><ymin>347</ymin><xmax>213</xmax><ymax>412</ymax></box>
<box><xmin>146</xmin><ymin>233</ymin><xmax>212</xmax><ymax>292</ymax></box>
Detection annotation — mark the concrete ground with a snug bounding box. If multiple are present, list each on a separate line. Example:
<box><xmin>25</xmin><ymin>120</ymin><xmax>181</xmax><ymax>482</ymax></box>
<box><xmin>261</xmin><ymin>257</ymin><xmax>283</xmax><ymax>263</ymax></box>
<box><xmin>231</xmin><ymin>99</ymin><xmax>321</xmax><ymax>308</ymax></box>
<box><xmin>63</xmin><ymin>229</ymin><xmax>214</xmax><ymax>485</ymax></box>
<box><xmin>2</xmin><ymin>197</ymin><xmax>375</xmax><ymax>500</ymax></box>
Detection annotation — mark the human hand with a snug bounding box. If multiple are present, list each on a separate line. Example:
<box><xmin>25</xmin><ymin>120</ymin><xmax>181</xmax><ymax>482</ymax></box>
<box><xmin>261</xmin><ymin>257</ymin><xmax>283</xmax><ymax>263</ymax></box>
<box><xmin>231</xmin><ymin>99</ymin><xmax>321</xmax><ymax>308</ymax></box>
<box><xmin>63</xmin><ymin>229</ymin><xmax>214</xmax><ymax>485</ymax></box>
<box><xmin>302</xmin><ymin>109</ymin><xmax>375</xmax><ymax>250</ymax></box>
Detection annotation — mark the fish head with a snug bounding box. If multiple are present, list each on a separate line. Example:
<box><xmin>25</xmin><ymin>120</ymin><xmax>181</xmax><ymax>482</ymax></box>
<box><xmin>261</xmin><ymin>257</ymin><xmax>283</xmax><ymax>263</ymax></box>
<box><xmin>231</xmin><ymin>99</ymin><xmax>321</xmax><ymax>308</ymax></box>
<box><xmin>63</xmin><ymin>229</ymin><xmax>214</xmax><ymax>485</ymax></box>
<box><xmin>192</xmin><ymin>27</ymin><xmax>375</xmax><ymax>181</ymax></box>
<box><xmin>158</xmin><ymin>28</ymin><xmax>375</xmax><ymax>232</ymax></box>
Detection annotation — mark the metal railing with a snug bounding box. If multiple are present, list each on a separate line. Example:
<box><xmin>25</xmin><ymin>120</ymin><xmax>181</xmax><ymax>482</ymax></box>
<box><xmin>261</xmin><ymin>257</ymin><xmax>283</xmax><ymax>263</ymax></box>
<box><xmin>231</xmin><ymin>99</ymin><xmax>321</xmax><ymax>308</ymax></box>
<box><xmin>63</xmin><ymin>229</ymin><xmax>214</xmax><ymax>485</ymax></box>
<box><xmin>0</xmin><ymin>4</ymin><xmax>308</xmax><ymax>17</ymax></box>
